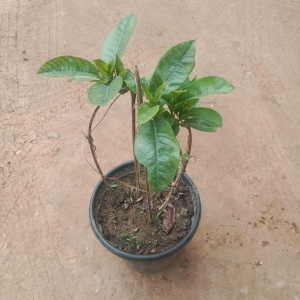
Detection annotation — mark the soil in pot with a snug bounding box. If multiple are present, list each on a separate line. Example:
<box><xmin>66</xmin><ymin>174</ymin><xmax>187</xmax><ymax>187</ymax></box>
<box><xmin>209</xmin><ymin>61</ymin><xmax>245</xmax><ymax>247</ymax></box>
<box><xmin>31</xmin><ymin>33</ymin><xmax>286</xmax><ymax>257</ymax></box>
<box><xmin>96</xmin><ymin>172</ymin><xmax>194</xmax><ymax>255</ymax></box>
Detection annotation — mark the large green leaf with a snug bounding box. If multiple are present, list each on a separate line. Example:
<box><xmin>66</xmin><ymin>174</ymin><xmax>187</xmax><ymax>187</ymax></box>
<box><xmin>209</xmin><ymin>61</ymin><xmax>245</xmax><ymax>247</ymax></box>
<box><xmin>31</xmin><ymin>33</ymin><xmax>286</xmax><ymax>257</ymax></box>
<box><xmin>137</xmin><ymin>103</ymin><xmax>159</xmax><ymax>124</ymax></box>
<box><xmin>100</xmin><ymin>14</ymin><xmax>136</xmax><ymax>63</ymax></box>
<box><xmin>134</xmin><ymin>119</ymin><xmax>180</xmax><ymax>192</ymax></box>
<box><xmin>37</xmin><ymin>56</ymin><xmax>100</xmax><ymax>80</ymax></box>
<box><xmin>149</xmin><ymin>40</ymin><xmax>196</xmax><ymax>95</ymax></box>
<box><xmin>88</xmin><ymin>76</ymin><xmax>123</xmax><ymax>106</ymax></box>
<box><xmin>176</xmin><ymin>76</ymin><xmax>234</xmax><ymax>103</ymax></box>
<box><xmin>182</xmin><ymin>107</ymin><xmax>222</xmax><ymax>132</ymax></box>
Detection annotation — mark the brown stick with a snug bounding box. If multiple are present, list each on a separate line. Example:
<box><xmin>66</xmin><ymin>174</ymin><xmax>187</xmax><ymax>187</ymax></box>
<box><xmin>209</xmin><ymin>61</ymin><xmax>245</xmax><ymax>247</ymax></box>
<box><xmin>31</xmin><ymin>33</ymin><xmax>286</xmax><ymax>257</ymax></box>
<box><xmin>135</xmin><ymin>66</ymin><xmax>143</xmax><ymax>106</ymax></box>
<box><xmin>144</xmin><ymin>167</ymin><xmax>152</xmax><ymax>222</ymax></box>
<box><xmin>158</xmin><ymin>126</ymin><xmax>192</xmax><ymax>210</ymax></box>
<box><xmin>87</xmin><ymin>106</ymin><xmax>109</xmax><ymax>188</ymax></box>
<box><xmin>131</xmin><ymin>91</ymin><xmax>139</xmax><ymax>195</ymax></box>
<box><xmin>134</xmin><ymin>66</ymin><xmax>143</xmax><ymax>195</ymax></box>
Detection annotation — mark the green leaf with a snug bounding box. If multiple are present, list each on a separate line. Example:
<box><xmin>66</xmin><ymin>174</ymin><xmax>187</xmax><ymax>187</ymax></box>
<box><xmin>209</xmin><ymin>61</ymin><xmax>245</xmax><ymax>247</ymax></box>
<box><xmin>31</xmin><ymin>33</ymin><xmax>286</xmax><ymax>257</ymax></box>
<box><xmin>123</xmin><ymin>70</ymin><xmax>147</xmax><ymax>96</ymax></box>
<box><xmin>109</xmin><ymin>183</ymin><xmax>119</xmax><ymax>188</ymax></box>
<box><xmin>178</xmin><ymin>77</ymin><xmax>190</xmax><ymax>90</ymax></box>
<box><xmin>93</xmin><ymin>59</ymin><xmax>109</xmax><ymax>77</ymax></box>
<box><xmin>177</xmin><ymin>76</ymin><xmax>234</xmax><ymax>103</ymax></box>
<box><xmin>156</xmin><ymin>210</ymin><xmax>164</xmax><ymax>218</ymax></box>
<box><xmin>151</xmin><ymin>229</ymin><xmax>158</xmax><ymax>236</ymax></box>
<box><xmin>123</xmin><ymin>69</ymin><xmax>136</xmax><ymax>93</ymax></box>
<box><xmin>134</xmin><ymin>119</ymin><xmax>180</xmax><ymax>192</ymax></box>
<box><xmin>182</xmin><ymin>108</ymin><xmax>222</xmax><ymax>132</ymax></box>
<box><xmin>182</xmin><ymin>118</ymin><xmax>217</xmax><ymax>132</ymax></box>
<box><xmin>174</xmin><ymin>97</ymin><xmax>201</xmax><ymax>114</ymax></box>
<box><xmin>177</xmin><ymin>99</ymin><xmax>201</xmax><ymax>119</ymax></box>
<box><xmin>107</xmin><ymin>59</ymin><xmax>115</xmax><ymax>75</ymax></box>
<box><xmin>137</xmin><ymin>103</ymin><xmax>160</xmax><ymax>124</ymax></box>
<box><xmin>37</xmin><ymin>56</ymin><xmax>100</xmax><ymax>80</ymax></box>
<box><xmin>115</xmin><ymin>55</ymin><xmax>124</xmax><ymax>74</ymax></box>
<box><xmin>159</xmin><ymin>111</ymin><xmax>174</xmax><ymax>126</ymax></box>
<box><xmin>71</xmin><ymin>74</ymin><xmax>101</xmax><ymax>82</ymax></box>
<box><xmin>100</xmin><ymin>14</ymin><xmax>136</xmax><ymax>63</ymax></box>
<box><xmin>156</xmin><ymin>106</ymin><xmax>167</xmax><ymax>117</ymax></box>
<box><xmin>181</xmin><ymin>152</ymin><xmax>190</xmax><ymax>160</ymax></box>
<box><xmin>142</xmin><ymin>84</ymin><xmax>153</xmax><ymax>101</ymax></box>
<box><xmin>149</xmin><ymin>40</ymin><xmax>196</xmax><ymax>94</ymax></box>
<box><xmin>88</xmin><ymin>76</ymin><xmax>123</xmax><ymax>106</ymax></box>
<box><xmin>172</xmin><ymin>124</ymin><xmax>180</xmax><ymax>136</ymax></box>
<box><xmin>153</xmin><ymin>82</ymin><xmax>166</xmax><ymax>104</ymax></box>
<box><xmin>141</xmin><ymin>76</ymin><xmax>151</xmax><ymax>88</ymax></box>
<box><xmin>163</xmin><ymin>90</ymin><xmax>186</xmax><ymax>107</ymax></box>
<box><xmin>189</xmin><ymin>99</ymin><xmax>201</xmax><ymax>108</ymax></box>
<box><xmin>183</xmin><ymin>107</ymin><xmax>222</xmax><ymax>127</ymax></box>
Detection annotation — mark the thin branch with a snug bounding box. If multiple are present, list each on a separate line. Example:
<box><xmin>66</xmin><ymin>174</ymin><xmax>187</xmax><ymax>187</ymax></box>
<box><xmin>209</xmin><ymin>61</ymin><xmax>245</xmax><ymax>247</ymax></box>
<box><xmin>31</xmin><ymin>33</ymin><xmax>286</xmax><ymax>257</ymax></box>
<box><xmin>92</xmin><ymin>94</ymin><xmax>121</xmax><ymax>132</ymax></box>
<box><xmin>83</xmin><ymin>94</ymin><xmax>121</xmax><ymax>186</ymax></box>
<box><xmin>158</xmin><ymin>183</ymin><xmax>175</xmax><ymax>211</ymax></box>
<box><xmin>87</xmin><ymin>106</ymin><xmax>109</xmax><ymax>188</ymax></box>
<box><xmin>158</xmin><ymin>126</ymin><xmax>192</xmax><ymax>210</ymax></box>
<box><xmin>82</xmin><ymin>132</ymin><xmax>101</xmax><ymax>174</ymax></box>
<box><xmin>145</xmin><ymin>167</ymin><xmax>152</xmax><ymax>222</ymax></box>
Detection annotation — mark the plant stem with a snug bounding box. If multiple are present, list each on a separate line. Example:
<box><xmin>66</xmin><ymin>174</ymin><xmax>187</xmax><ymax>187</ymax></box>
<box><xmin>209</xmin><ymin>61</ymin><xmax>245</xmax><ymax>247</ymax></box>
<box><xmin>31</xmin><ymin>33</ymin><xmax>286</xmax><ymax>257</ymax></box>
<box><xmin>135</xmin><ymin>66</ymin><xmax>143</xmax><ymax>107</ymax></box>
<box><xmin>87</xmin><ymin>106</ymin><xmax>109</xmax><ymax>188</ymax></box>
<box><xmin>131</xmin><ymin>91</ymin><xmax>139</xmax><ymax>195</ymax></box>
<box><xmin>158</xmin><ymin>183</ymin><xmax>175</xmax><ymax>211</ymax></box>
<box><xmin>145</xmin><ymin>167</ymin><xmax>152</xmax><ymax>222</ymax></box>
<box><xmin>158</xmin><ymin>126</ymin><xmax>192</xmax><ymax>210</ymax></box>
<box><xmin>173</xmin><ymin>126</ymin><xmax>192</xmax><ymax>190</ymax></box>
<box><xmin>134</xmin><ymin>66</ymin><xmax>143</xmax><ymax>195</ymax></box>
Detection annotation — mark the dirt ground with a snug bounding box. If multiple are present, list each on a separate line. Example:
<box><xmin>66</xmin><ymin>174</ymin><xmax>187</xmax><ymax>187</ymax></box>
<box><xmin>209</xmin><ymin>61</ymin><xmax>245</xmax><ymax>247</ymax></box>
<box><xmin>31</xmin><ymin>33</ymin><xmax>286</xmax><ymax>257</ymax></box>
<box><xmin>1</xmin><ymin>0</ymin><xmax>300</xmax><ymax>299</ymax></box>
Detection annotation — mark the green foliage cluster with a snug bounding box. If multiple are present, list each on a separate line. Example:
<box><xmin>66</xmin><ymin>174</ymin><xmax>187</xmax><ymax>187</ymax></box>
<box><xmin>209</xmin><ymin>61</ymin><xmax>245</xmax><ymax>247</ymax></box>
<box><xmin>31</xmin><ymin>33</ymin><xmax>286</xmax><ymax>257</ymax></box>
<box><xmin>37</xmin><ymin>14</ymin><xmax>234</xmax><ymax>193</ymax></box>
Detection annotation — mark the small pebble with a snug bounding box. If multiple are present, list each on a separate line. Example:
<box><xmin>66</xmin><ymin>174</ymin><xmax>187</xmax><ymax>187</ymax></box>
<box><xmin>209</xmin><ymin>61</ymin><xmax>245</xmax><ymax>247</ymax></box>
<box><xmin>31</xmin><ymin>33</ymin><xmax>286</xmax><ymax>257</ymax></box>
<box><xmin>180</xmin><ymin>207</ymin><xmax>188</xmax><ymax>217</ymax></box>
<box><xmin>47</xmin><ymin>132</ymin><xmax>59</xmax><ymax>139</ymax></box>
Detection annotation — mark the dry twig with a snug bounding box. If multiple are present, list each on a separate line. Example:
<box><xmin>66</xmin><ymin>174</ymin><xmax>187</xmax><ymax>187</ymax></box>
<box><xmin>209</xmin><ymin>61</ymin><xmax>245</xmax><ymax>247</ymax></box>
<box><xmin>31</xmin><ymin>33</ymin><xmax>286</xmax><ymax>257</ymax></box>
<box><xmin>145</xmin><ymin>167</ymin><xmax>152</xmax><ymax>222</ymax></box>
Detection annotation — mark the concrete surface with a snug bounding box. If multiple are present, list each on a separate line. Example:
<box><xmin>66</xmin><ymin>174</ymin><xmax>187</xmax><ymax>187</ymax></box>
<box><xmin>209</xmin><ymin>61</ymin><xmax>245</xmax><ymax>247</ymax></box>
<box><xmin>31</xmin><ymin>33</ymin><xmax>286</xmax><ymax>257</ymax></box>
<box><xmin>1</xmin><ymin>0</ymin><xmax>300</xmax><ymax>299</ymax></box>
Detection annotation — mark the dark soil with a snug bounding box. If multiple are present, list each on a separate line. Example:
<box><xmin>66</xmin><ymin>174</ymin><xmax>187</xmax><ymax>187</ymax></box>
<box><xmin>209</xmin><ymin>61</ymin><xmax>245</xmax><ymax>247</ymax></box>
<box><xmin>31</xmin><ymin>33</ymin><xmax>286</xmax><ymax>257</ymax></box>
<box><xmin>96</xmin><ymin>172</ymin><xmax>194</xmax><ymax>255</ymax></box>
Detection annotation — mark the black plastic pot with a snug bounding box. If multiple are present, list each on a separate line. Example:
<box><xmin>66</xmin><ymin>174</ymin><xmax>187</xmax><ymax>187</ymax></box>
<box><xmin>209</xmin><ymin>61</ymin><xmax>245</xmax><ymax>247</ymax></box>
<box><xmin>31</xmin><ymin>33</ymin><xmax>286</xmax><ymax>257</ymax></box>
<box><xmin>89</xmin><ymin>160</ymin><xmax>201</xmax><ymax>273</ymax></box>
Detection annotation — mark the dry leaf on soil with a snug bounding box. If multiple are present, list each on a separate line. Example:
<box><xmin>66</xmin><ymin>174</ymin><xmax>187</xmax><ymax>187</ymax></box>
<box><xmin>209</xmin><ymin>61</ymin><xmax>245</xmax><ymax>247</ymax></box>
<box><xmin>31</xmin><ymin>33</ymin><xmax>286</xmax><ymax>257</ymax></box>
<box><xmin>162</xmin><ymin>203</ymin><xmax>176</xmax><ymax>233</ymax></box>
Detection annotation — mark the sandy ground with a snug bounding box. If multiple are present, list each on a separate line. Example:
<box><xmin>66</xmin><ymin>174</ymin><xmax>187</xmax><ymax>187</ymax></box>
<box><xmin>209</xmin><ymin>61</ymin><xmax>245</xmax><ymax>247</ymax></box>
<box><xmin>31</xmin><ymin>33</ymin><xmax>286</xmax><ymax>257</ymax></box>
<box><xmin>1</xmin><ymin>0</ymin><xmax>300</xmax><ymax>299</ymax></box>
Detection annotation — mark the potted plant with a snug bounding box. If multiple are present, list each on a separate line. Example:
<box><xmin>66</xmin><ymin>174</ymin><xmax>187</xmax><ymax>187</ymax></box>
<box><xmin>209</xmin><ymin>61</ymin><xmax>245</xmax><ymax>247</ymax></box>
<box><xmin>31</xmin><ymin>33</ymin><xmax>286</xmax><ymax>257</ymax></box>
<box><xmin>37</xmin><ymin>14</ymin><xmax>234</xmax><ymax>273</ymax></box>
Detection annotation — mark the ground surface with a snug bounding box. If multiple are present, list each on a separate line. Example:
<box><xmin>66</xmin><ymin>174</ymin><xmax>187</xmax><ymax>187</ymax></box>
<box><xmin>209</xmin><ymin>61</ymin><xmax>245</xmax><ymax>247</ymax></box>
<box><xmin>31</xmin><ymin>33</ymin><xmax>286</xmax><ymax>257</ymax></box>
<box><xmin>1</xmin><ymin>0</ymin><xmax>300</xmax><ymax>299</ymax></box>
